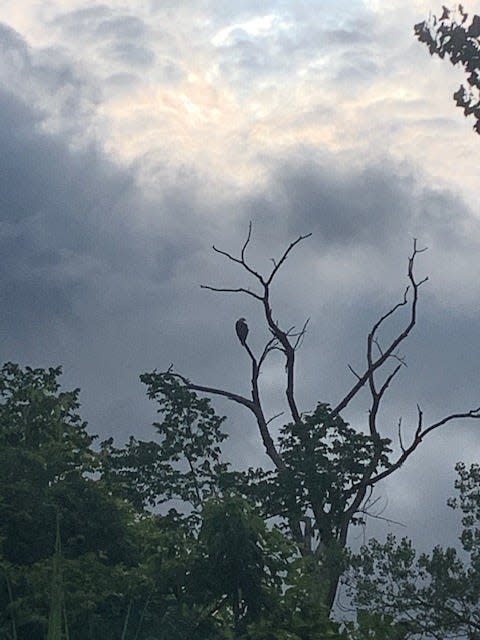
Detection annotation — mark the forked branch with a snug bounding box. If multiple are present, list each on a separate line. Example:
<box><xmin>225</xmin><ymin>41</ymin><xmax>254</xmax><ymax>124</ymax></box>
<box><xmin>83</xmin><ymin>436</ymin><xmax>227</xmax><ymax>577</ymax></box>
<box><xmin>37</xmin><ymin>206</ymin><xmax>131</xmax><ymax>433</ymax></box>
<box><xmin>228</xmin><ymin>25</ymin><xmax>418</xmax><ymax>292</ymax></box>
<box><xmin>367</xmin><ymin>406</ymin><xmax>480</xmax><ymax>487</ymax></box>
<box><xmin>165</xmin><ymin>371</ymin><xmax>285</xmax><ymax>470</ymax></box>
<box><xmin>200</xmin><ymin>224</ymin><xmax>311</xmax><ymax>428</ymax></box>
<box><xmin>334</xmin><ymin>240</ymin><xmax>428</xmax><ymax>416</ymax></box>
<box><xmin>158</xmin><ymin>228</ymin><xmax>480</xmax><ymax>613</ymax></box>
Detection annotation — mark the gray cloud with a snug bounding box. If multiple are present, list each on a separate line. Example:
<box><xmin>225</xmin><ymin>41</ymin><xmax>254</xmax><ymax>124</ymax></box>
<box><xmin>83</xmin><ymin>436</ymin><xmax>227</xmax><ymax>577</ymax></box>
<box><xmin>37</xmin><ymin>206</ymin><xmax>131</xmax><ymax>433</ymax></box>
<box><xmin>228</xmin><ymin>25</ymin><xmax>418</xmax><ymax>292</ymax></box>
<box><xmin>0</xmin><ymin>87</ymin><xmax>142</xmax><ymax>331</ymax></box>
<box><xmin>95</xmin><ymin>15</ymin><xmax>147</xmax><ymax>40</ymax></box>
<box><xmin>53</xmin><ymin>6</ymin><xmax>155</xmax><ymax>72</ymax></box>
<box><xmin>0</xmin><ymin>9</ymin><xmax>479</xmax><ymax>559</ymax></box>
<box><xmin>103</xmin><ymin>41</ymin><xmax>156</xmax><ymax>67</ymax></box>
<box><xmin>0</xmin><ymin>22</ymin><xmax>100</xmax><ymax>137</ymax></box>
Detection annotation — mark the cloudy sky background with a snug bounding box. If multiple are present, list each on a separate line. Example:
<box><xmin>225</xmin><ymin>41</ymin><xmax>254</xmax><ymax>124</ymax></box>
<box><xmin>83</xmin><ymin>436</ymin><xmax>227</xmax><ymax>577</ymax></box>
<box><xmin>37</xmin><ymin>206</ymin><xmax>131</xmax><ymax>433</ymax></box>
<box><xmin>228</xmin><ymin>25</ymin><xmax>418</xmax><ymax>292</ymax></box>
<box><xmin>1</xmin><ymin>0</ymin><xmax>480</xmax><ymax>555</ymax></box>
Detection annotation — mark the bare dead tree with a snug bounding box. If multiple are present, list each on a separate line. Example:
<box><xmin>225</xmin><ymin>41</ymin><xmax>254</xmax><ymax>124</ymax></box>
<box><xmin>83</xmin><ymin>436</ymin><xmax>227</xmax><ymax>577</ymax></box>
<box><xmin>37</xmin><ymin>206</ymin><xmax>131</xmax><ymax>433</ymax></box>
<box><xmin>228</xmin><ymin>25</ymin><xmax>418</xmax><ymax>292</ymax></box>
<box><xmin>160</xmin><ymin>225</ymin><xmax>480</xmax><ymax>612</ymax></box>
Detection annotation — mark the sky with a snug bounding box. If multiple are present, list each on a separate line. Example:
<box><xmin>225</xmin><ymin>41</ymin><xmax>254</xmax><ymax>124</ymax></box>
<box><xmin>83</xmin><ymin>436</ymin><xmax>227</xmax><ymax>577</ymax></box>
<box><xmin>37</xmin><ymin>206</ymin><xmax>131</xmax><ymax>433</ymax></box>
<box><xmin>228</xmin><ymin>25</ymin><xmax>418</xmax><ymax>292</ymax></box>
<box><xmin>1</xmin><ymin>0</ymin><xmax>480</xmax><ymax>555</ymax></box>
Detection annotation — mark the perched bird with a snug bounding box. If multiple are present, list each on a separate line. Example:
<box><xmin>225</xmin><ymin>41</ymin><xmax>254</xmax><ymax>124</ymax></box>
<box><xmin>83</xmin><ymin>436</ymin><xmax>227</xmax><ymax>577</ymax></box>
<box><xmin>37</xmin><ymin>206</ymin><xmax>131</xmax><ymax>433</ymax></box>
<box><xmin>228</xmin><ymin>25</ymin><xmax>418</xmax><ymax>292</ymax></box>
<box><xmin>235</xmin><ymin>317</ymin><xmax>249</xmax><ymax>346</ymax></box>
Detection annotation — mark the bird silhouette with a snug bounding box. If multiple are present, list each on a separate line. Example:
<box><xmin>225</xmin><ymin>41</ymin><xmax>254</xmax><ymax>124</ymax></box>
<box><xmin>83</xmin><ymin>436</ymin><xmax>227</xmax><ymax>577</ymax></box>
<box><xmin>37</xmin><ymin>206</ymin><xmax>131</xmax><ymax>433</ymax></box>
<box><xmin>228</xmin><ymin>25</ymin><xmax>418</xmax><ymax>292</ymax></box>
<box><xmin>235</xmin><ymin>317</ymin><xmax>248</xmax><ymax>346</ymax></box>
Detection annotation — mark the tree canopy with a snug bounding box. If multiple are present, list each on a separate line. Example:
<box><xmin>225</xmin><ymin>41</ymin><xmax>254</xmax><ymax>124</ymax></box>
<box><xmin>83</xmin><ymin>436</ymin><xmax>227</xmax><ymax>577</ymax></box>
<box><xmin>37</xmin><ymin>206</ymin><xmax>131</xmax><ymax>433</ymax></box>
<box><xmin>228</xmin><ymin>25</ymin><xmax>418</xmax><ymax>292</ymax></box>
<box><xmin>1</xmin><ymin>228</ymin><xmax>479</xmax><ymax>639</ymax></box>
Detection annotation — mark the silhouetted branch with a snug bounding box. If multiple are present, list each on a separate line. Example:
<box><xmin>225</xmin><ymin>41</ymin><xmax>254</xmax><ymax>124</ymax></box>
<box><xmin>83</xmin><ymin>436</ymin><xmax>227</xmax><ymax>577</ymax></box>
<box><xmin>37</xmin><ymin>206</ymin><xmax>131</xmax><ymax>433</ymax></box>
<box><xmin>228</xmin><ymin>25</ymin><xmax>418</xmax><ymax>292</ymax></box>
<box><xmin>398</xmin><ymin>417</ymin><xmax>406</xmax><ymax>454</ymax></box>
<box><xmin>292</xmin><ymin>317</ymin><xmax>310</xmax><ymax>351</ymax></box>
<box><xmin>200</xmin><ymin>285</ymin><xmax>264</xmax><ymax>300</ymax></box>
<box><xmin>367</xmin><ymin>407</ymin><xmax>480</xmax><ymax>487</ymax></box>
<box><xmin>348</xmin><ymin>364</ymin><xmax>362</xmax><ymax>381</ymax></box>
<box><xmin>241</xmin><ymin>220</ymin><xmax>253</xmax><ymax>262</ymax></box>
<box><xmin>266</xmin><ymin>411</ymin><xmax>285</xmax><ymax>426</ymax></box>
<box><xmin>334</xmin><ymin>240</ymin><xmax>427</xmax><ymax>416</ymax></box>
<box><xmin>202</xmin><ymin>225</ymin><xmax>311</xmax><ymax>427</ymax></box>
<box><xmin>164</xmin><ymin>372</ymin><xmax>255</xmax><ymax>411</ymax></box>
<box><xmin>266</xmin><ymin>233</ymin><xmax>312</xmax><ymax>285</ymax></box>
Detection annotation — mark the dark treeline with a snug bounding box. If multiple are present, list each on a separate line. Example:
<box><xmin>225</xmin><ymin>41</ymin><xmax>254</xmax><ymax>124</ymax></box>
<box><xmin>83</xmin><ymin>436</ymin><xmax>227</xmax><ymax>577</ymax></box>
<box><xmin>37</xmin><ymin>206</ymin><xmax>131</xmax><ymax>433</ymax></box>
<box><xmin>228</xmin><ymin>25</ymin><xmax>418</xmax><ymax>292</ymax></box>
<box><xmin>0</xmin><ymin>361</ymin><xmax>479</xmax><ymax>640</ymax></box>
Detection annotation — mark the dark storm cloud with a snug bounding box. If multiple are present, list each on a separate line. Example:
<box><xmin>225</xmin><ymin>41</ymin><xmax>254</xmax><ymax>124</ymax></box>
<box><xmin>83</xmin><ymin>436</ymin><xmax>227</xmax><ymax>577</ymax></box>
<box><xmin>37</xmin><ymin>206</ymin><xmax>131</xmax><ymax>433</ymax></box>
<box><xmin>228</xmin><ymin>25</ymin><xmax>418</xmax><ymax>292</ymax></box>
<box><xmin>241</xmin><ymin>154</ymin><xmax>473</xmax><ymax>259</ymax></box>
<box><xmin>0</xmin><ymin>87</ymin><xmax>137</xmax><ymax>331</ymax></box>
<box><xmin>0</xmin><ymin>12</ymin><xmax>479</xmax><ymax>555</ymax></box>
<box><xmin>276</xmin><ymin>160</ymin><xmax>413</xmax><ymax>244</ymax></box>
<box><xmin>0</xmin><ymin>22</ymin><xmax>100</xmax><ymax>135</ymax></box>
<box><xmin>0</xmin><ymin>81</ymin><xmax>212</xmax><ymax>443</ymax></box>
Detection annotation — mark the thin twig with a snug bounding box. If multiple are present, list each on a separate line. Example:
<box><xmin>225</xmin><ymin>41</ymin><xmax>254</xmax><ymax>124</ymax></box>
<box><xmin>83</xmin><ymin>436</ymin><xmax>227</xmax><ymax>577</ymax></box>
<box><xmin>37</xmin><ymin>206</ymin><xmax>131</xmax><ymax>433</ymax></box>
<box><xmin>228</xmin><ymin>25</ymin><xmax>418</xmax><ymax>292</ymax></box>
<box><xmin>348</xmin><ymin>364</ymin><xmax>362</xmax><ymax>381</ymax></box>
<box><xmin>398</xmin><ymin>417</ymin><xmax>406</xmax><ymax>454</ymax></box>
<box><xmin>266</xmin><ymin>411</ymin><xmax>285</xmax><ymax>426</ymax></box>
<box><xmin>266</xmin><ymin>233</ymin><xmax>312</xmax><ymax>285</ymax></box>
<box><xmin>334</xmin><ymin>240</ymin><xmax>428</xmax><ymax>416</ymax></box>
<box><xmin>367</xmin><ymin>407</ymin><xmax>480</xmax><ymax>487</ymax></box>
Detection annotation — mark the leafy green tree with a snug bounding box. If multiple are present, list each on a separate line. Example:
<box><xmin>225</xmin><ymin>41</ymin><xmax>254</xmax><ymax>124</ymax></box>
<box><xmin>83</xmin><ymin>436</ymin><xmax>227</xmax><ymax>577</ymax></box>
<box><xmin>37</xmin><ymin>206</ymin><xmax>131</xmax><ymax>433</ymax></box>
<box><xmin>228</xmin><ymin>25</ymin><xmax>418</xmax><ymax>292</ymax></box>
<box><xmin>0</xmin><ymin>363</ymin><xmax>152</xmax><ymax>639</ymax></box>
<box><xmin>147</xmin><ymin>227</ymin><xmax>480</xmax><ymax>612</ymax></box>
<box><xmin>1</xmin><ymin>234</ymin><xmax>479</xmax><ymax>638</ymax></box>
<box><xmin>415</xmin><ymin>4</ymin><xmax>480</xmax><ymax>133</ymax></box>
<box><xmin>1</xmin><ymin>362</ymin><xmax>341</xmax><ymax>639</ymax></box>
<box><xmin>100</xmin><ymin>374</ymin><xmax>229</xmax><ymax>513</ymax></box>
<box><xmin>347</xmin><ymin>463</ymin><xmax>480</xmax><ymax>639</ymax></box>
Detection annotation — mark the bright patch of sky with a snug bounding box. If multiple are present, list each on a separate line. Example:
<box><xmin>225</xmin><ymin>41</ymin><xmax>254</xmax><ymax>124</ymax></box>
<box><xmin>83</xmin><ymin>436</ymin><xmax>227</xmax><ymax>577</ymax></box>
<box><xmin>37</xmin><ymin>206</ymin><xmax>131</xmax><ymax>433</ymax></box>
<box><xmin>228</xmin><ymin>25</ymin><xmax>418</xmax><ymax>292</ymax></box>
<box><xmin>211</xmin><ymin>14</ymin><xmax>281</xmax><ymax>46</ymax></box>
<box><xmin>0</xmin><ymin>0</ymin><xmax>478</xmax><ymax>206</ymax></box>
<box><xmin>0</xmin><ymin>0</ymin><xmax>475</xmax><ymax>212</ymax></box>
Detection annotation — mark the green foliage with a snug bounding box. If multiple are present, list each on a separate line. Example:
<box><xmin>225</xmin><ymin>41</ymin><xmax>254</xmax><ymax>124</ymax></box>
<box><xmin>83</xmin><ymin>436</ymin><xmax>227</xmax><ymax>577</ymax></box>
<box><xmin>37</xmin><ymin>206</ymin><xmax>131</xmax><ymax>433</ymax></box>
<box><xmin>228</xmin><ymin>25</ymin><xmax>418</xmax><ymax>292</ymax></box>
<box><xmin>46</xmin><ymin>514</ymin><xmax>65</xmax><ymax>640</ymax></box>
<box><xmin>448</xmin><ymin>461</ymin><xmax>480</xmax><ymax>554</ymax></box>
<box><xmin>2</xmin><ymin>360</ymin><xmax>478</xmax><ymax>639</ymax></box>
<box><xmin>198</xmin><ymin>497</ymin><xmax>281</xmax><ymax>630</ymax></box>
<box><xmin>271</xmin><ymin>404</ymin><xmax>391</xmax><ymax>538</ymax></box>
<box><xmin>348</xmin><ymin>462</ymin><xmax>480</xmax><ymax>639</ymax></box>
<box><xmin>0</xmin><ymin>362</ymin><xmax>94</xmax><ymax>471</ymax></box>
<box><xmin>0</xmin><ymin>364</ymin><xmax>146</xmax><ymax>639</ymax></box>
<box><xmin>101</xmin><ymin>373</ymin><xmax>229</xmax><ymax>513</ymax></box>
<box><xmin>343</xmin><ymin>611</ymin><xmax>410</xmax><ymax>640</ymax></box>
<box><xmin>415</xmin><ymin>5</ymin><xmax>480</xmax><ymax>133</ymax></box>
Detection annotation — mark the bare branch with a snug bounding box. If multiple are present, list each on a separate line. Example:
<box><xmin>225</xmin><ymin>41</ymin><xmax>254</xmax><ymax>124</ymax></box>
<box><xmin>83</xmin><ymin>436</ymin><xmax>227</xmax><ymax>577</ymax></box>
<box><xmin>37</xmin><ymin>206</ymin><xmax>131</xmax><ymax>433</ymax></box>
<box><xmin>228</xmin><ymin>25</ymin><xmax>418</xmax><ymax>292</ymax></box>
<box><xmin>200</xmin><ymin>285</ymin><xmax>264</xmax><ymax>301</ymax></box>
<box><xmin>377</xmin><ymin>363</ymin><xmax>403</xmax><ymax>400</ymax></box>
<box><xmin>367</xmin><ymin>407</ymin><xmax>480</xmax><ymax>487</ymax></box>
<box><xmin>266</xmin><ymin>233</ymin><xmax>312</xmax><ymax>285</ymax></box>
<box><xmin>356</xmin><ymin>509</ymin><xmax>407</xmax><ymax>528</ymax></box>
<box><xmin>266</xmin><ymin>411</ymin><xmax>285</xmax><ymax>426</ymax></box>
<box><xmin>240</xmin><ymin>339</ymin><xmax>287</xmax><ymax>471</ymax></box>
<box><xmin>398</xmin><ymin>417</ymin><xmax>406</xmax><ymax>454</ymax></box>
<box><xmin>241</xmin><ymin>221</ymin><xmax>253</xmax><ymax>263</ymax></box>
<box><xmin>348</xmin><ymin>364</ymin><xmax>362</xmax><ymax>381</ymax></box>
<box><xmin>362</xmin><ymin>489</ymin><xmax>383</xmax><ymax>513</ymax></box>
<box><xmin>259</xmin><ymin>294</ymin><xmax>303</xmax><ymax>424</ymax></box>
<box><xmin>169</xmin><ymin>369</ymin><xmax>286</xmax><ymax>470</ymax></box>
<box><xmin>373</xmin><ymin>339</ymin><xmax>407</xmax><ymax>367</ymax></box>
<box><xmin>211</xmin><ymin>243</ymin><xmax>264</xmax><ymax>284</ymax></box>
<box><xmin>258</xmin><ymin>337</ymin><xmax>281</xmax><ymax>369</ymax></box>
<box><xmin>415</xmin><ymin>403</ymin><xmax>423</xmax><ymax>438</ymax></box>
<box><xmin>421</xmin><ymin>407</ymin><xmax>480</xmax><ymax>438</ymax></box>
<box><xmin>203</xmin><ymin>225</ymin><xmax>310</xmax><ymax>427</ymax></box>
<box><xmin>334</xmin><ymin>240</ymin><xmax>428</xmax><ymax>416</ymax></box>
<box><xmin>293</xmin><ymin>317</ymin><xmax>310</xmax><ymax>351</ymax></box>
<box><xmin>165</xmin><ymin>372</ymin><xmax>255</xmax><ymax>411</ymax></box>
